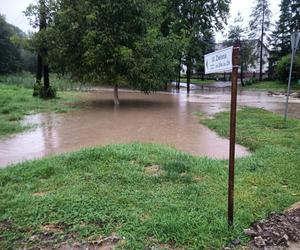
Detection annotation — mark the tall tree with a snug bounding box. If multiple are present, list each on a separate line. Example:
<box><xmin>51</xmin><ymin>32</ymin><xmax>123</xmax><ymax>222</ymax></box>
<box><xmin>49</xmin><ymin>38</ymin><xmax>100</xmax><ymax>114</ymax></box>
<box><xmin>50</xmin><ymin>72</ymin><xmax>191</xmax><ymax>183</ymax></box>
<box><xmin>226</xmin><ymin>12</ymin><xmax>256</xmax><ymax>85</ymax></box>
<box><xmin>25</xmin><ymin>0</ymin><xmax>56</xmax><ymax>98</ymax></box>
<box><xmin>291</xmin><ymin>0</ymin><xmax>300</xmax><ymax>32</ymax></box>
<box><xmin>165</xmin><ymin>0</ymin><xmax>230</xmax><ymax>92</ymax></box>
<box><xmin>249</xmin><ymin>0</ymin><xmax>271</xmax><ymax>81</ymax></box>
<box><xmin>271</xmin><ymin>0</ymin><xmax>292</xmax><ymax>58</ymax></box>
<box><xmin>46</xmin><ymin>0</ymin><xmax>178</xmax><ymax>104</ymax></box>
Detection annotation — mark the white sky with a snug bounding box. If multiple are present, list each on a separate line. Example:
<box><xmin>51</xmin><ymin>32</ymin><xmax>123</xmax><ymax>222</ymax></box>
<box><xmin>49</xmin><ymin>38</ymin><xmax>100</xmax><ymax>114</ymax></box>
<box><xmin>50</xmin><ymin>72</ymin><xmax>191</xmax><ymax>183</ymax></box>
<box><xmin>0</xmin><ymin>0</ymin><xmax>281</xmax><ymax>40</ymax></box>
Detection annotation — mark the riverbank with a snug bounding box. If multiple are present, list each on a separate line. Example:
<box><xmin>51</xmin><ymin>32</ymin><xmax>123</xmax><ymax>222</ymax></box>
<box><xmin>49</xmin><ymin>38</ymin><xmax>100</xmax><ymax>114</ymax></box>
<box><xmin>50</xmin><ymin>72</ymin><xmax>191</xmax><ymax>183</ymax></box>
<box><xmin>1</xmin><ymin>108</ymin><xmax>299</xmax><ymax>249</ymax></box>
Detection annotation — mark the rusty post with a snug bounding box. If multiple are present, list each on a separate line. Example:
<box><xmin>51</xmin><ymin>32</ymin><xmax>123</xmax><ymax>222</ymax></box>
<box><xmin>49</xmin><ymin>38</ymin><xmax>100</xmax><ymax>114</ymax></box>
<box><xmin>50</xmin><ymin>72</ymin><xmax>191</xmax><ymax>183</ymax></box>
<box><xmin>228</xmin><ymin>44</ymin><xmax>240</xmax><ymax>227</ymax></box>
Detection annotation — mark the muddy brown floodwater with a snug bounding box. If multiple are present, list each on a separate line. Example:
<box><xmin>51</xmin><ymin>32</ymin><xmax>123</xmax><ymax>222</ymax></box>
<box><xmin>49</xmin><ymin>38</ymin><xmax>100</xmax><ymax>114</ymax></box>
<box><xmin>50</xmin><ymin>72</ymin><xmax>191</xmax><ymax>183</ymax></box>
<box><xmin>1</xmin><ymin>88</ymin><xmax>300</xmax><ymax>167</ymax></box>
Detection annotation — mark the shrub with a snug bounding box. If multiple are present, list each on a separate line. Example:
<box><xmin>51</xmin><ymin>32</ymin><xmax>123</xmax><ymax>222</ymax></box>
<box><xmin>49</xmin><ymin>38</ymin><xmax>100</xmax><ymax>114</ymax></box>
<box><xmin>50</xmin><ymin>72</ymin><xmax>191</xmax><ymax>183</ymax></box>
<box><xmin>276</xmin><ymin>54</ymin><xmax>300</xmax><ymax>82</ymax></box>
<box><xmin>244</xmin><ymin>77</ymin><xmax>257</xmax><ymax>86</ymax></box>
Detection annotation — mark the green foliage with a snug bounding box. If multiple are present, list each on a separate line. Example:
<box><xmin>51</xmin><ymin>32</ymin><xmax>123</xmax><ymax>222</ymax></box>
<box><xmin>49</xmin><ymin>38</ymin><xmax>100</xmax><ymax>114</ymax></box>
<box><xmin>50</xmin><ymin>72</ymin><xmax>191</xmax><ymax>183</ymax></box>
<box><xmin>244</xmin><ymin>77</ymin><xmax>258</xmax><ymax>86</ymax></box>
<box><xmin>291</xmin><ymin>0</ymin><xmax>300</xmax><ymax>32</ymax></box>
<box><xmin>0</xmin><ymin>84</ymin><xmax>79</xmax><ymax>137</ymax></box>
<box><xmin>1</xmin><ymin>108</ymin><xmax>300</xmax><ymax>248</ymax></box>
<box><xmin>225</xmin><ymin>12</ymin><xmax>256</xmax><ymax>85</ymax></box>
<box><xmin>164</xmin><ymin>0</ymin><xmax>230</xmax><ymax>79</ymax></box>
<box><xmin>276</xmin><ymin>54</ymin><xmax>300</xmax><ymax>82</ymax></box>
<box><xmin>242</xmin><ymin>80</ymin><xmax>300</xmax><ymax>91</ymax></box>
<box><xmin>41</xmin><ymin>0</ymin><xmax>173</xmax><ymax>91</ymax></box>
<box><xmin>0</xmin><ymin>15</ymin><xmax>23</xmax><ymax>74</ymax></box>
<box><xmin>271</xmin><ymin>0</ymin><xmax>293</xmax><ymax>58</ymax></box>
<box><xmin>249</xmin><ymin>0</ymin><xmax>272</xmax><ymax>40</ymax></box>
<box><xmin>0</xmin><ymin>72</ymin><xmax>87</xmax><ymax>91</ymax></box>
<box><xmin>0</xmin><ymin>15</ymin><xmax>36</xmax><ymax>74</ymax></box>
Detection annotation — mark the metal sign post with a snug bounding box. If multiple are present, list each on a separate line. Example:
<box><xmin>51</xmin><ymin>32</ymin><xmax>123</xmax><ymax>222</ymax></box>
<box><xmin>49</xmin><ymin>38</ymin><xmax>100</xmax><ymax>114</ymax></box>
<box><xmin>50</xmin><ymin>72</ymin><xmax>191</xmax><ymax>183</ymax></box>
<box><xmin>284</xmin><ymin>32</ymin><xmax>300</xmax><ymax>122</ymax></box>
<box><xmin>228</xmin><ymin>45</ymin><xmax>240</xmax><ymax>226</ymax></box>
<box><xmin>204</xmin><ymin>45</ymin><xmax>240</xmax><ymax>226</ymax></box>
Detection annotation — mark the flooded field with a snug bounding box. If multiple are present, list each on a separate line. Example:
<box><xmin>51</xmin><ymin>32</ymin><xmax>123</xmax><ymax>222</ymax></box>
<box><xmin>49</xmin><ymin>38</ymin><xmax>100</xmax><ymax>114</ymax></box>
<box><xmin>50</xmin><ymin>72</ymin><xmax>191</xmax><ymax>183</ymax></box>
<box><xmin>1</xmin><ymin>87</ymin><xmax>300</xmax><ymax>167</ymax></box>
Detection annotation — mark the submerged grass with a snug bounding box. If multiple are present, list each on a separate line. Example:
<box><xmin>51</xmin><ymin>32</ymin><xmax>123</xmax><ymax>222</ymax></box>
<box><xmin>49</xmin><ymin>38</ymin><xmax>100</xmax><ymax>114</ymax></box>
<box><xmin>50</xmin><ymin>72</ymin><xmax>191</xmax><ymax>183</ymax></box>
<box><xmin>0</xmin><ymin>107</ymin><xmax>299</xmax><ymax>249</ymax></box>
<box><xmin>0</xmin><ymin>84</ymin><xmax>80</xmax><ymax>137</ymax></box>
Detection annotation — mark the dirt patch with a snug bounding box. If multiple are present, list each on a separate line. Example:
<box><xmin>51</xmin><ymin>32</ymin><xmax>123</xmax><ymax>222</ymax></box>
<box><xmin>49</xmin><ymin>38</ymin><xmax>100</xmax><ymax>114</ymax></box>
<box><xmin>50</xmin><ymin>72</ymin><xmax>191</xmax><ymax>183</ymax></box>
<box><xmin>33</xmin><ymin>191</ymin><xmax>49</xmax><ymax>197</ymax></box>
<box><xmin>145</xmin><ymin>237</ymin><xmax>184</xmax><ymax>250</ymax></box>
<box><xmin>145</xmin><ymin>165</ymin><xmax>165</xmax><ymax>177</ymax></box>
<box><xmin>0</xmin><ymin>219</ymin><xmax>13</xmax><ymax>231</ymax></box>
<box><xmin>57</xmin><ymin>233</ymin><xmax>123</xmax><ymax>250</ymax></box>
<box><xmin>285</xmin><ymin>203</ymin><xmax>300</xmax><ymax>213</ymax></box>
<box><xmin>41</xmin><ymin>223</ymin><xmax>67</xmax><ymax>233</ymax></box>
<box><xmin>244</xmin><ymin>205</ymin><xmax>300</xmax><ymax>249</ymax></box>
<box><xmin>22</xmin><ymin>232</ymin><xmax>123</xmax><ymax>250</ymax></box>
<box><xmin>193</xmin><ymin>176</ymin><xmax>204</xmax><ymax>182</ymax></box>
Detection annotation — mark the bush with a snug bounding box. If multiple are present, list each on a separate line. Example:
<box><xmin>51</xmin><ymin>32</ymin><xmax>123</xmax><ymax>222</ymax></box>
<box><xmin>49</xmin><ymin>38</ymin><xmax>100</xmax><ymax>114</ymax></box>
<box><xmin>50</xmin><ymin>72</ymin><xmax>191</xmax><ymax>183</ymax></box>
<box><xmin>244</xmin><ymin>77</ymin><xmax>257</xmax><ymax>86</ymax></box>
<box><xmin>276</xmin><ymin>54</ymin><xmax>300</xmax><ymax>82</ymax></box>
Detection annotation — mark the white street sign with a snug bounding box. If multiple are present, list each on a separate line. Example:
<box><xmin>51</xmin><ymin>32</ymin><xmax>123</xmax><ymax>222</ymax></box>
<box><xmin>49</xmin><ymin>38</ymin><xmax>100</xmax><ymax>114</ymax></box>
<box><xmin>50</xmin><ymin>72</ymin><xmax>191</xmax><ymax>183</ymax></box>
<box><xmin>291</xmin><ymin>32</ymin><xmax>300</xmax><ymax>52</ymax></box>
<box><xmin>205</xmin><ymin>46</ymin><xmax>233</xmax><ymax>74</ymax></box>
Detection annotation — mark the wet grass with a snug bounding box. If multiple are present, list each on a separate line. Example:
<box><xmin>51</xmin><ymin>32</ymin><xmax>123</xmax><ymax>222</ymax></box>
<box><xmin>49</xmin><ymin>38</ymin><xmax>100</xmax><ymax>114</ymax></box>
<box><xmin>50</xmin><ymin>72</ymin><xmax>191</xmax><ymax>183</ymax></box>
<box><xmin>1</xmin><ymin>107</ymin><xmax>300</xmax><ymax>249</ymax></box>
<box><xmin>180</xmin><ymin>78</ymin><xmax>215</xmax><ymax>85</ymax></box>
<box><xmin>0</xmin><ymin>84</ymin><xmax>80</xmax><ymax>137</ymax></box>
<box><xmin>242</xmin><ymin>80</ymin><xmax>300</xmax><ymax>91</ymax></box>
<box><xmin>0</xmin><ymin>72</ymin><xmax>90</xmax><ymax>91</ymax></box>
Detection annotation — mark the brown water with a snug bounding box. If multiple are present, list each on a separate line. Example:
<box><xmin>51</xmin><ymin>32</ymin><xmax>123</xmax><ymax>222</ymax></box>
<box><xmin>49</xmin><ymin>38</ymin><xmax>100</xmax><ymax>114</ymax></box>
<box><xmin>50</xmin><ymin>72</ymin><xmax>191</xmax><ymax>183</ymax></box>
<box><xmin>1</xmin><ymin>88</ymin><xmax>300</xmax><ymax>167</ymax></box>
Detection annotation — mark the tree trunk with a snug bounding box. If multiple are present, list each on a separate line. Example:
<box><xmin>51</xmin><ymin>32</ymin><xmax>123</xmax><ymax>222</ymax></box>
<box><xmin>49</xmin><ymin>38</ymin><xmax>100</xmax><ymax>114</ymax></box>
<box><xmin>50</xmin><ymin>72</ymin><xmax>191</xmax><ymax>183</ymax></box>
<box><xmin>241</xmin><ymin>65</ymin><xmax>245</xmax><ymax>86</ymax></box>
<box><xmin>36</xmin><ymin>53</ymin><xmax>43</xmax><ymax>84</ymax></box>
<box><xmin>114</xmin><ymin>84</ymin><xmax>120</xmax><ymax>105</ymax></box>
<box><xmin>259</xmin><ymin>1</ymin><xmax>265</xmax><ymax>81</ymax></box>
<box><xmin>186</xmin><ymin>57</ymin><xmax>191</xmax><ymax>93</ymax></box>
<box><xmin>44</xmin><ymin>63</ymin><xmax>49</xmax><ymax>90</ymax></box>
<box><xmin>177</xmin><ymin>59</ymin><xmax>181</xmax><ymax>90</ymax></box>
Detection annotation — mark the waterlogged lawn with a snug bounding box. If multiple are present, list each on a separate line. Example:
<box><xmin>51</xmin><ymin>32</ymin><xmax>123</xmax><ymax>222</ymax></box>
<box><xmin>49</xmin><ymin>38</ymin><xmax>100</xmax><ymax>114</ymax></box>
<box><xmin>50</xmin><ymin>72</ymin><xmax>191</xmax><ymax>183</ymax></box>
<box><xmin>0</xmin><ymin>85</ymin><xmax>79</xmax><ymax>137</ymax></box>
<box><xmin>0</xmin><ymin>108</ymin><xmax>300</xmax><ymax>249</ymax></box>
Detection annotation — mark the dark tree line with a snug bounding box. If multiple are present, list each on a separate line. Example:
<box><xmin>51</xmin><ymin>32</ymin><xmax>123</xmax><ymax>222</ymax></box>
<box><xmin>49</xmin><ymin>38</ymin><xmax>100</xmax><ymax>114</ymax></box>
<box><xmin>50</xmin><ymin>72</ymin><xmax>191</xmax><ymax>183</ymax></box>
<box><xmin>0</xmin><ymin>15</ymin><xmax>36</xmax><ymax>74</ymax></box>
<box><xmin>271</xmin><ymin>0</ymin><xmax>300</xmax><ymax>81</ymax></box>
<box><xmin>272</xmin><ymin>0</ymin><xmax>300</xmax><ymax>58</ymax></box>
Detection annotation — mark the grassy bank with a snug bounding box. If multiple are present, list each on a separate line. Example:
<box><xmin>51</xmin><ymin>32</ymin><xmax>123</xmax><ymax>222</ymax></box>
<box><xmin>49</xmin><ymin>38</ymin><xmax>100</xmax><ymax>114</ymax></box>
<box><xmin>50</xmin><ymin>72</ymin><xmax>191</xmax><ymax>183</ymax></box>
<box><xmin>1</xmin><ymin>108</ymin><xmax>299</xmax><ymax>249</ymax></box>
<box><xmin>242</xmin><ymin>80</ymin><xmax>300</xmax><ymax>91</ymax></box>
<box><xmin>0</xmin><ymin>85</ymin><xmax>79</xmax><ymax>137</ymax></box>
<box><xmin>180</xmin><ymin>78</ymin><xmax>215</xmax><ymax>85</ymax></box>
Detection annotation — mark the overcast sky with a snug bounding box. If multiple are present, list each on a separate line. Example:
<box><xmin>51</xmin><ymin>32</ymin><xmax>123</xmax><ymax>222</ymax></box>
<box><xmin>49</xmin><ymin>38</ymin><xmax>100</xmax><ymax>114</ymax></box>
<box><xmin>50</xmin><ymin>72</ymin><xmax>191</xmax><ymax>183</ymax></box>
<box><xmin>0</xmin><ymin>0</ymin><xmax>281</xmax><ymax>41</ymax></box>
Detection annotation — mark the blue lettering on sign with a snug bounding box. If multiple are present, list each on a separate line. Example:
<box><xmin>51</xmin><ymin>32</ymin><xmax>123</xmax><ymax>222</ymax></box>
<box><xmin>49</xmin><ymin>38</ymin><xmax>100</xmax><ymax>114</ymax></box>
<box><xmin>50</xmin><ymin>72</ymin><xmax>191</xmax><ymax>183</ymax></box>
<box><xmin>216</xmin><ymin>54</ymin><xmax>227</xmax><ymax>61</ymax></box>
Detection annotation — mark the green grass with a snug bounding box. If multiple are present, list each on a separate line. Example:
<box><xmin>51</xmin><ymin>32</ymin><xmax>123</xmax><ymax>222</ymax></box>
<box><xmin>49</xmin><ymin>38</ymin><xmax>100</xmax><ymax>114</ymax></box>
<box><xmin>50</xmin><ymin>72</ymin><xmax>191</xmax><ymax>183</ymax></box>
<box><xmin>242</xmin><ymin>80</ymin><xmax>300</xmax><ymax>91</ymax></box>
<box><xmin>0</xmin><ymin>84</ymin><xmax>80</xmax><ymax>137</ymax></box>
<box><xmin>1</xmin><ymin>107</ymin><xmax>299</xmax><ymax>249</ymax></box>
<box><xmin>0</xmin><ymin>72</ymin><xmax>89</xmax><ymax>91</ymax></box>
<box><xmin>180</xmin><ymin>78</ymin><xmax>215</xmax><ymax>85</ymax></box>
